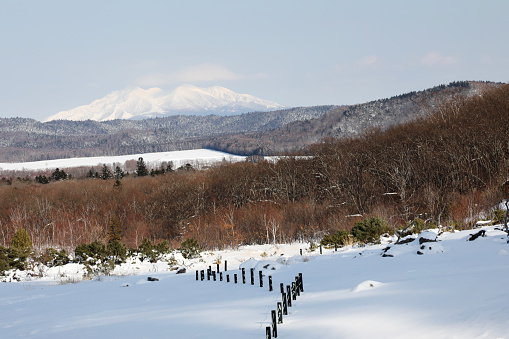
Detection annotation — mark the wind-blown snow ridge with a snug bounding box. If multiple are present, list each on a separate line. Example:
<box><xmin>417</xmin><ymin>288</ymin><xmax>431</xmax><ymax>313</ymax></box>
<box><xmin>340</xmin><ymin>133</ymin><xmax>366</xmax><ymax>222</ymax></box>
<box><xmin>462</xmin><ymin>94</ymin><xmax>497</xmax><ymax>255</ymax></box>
<box><xmin>44</xmin><ymin>85</ymin><xmax>285</xmax><ymax>122</ymax></box>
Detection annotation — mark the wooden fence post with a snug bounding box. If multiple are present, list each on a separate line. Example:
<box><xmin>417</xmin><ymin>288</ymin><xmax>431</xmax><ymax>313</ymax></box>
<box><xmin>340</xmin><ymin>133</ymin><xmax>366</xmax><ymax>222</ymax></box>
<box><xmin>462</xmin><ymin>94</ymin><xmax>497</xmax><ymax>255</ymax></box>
<box><xmin>286</xmin><ymin>285</ymin><xmax>292</xmax><ymax>307</ymax></box>
<box><xmin>282</xmin><ymin>292</ymin><xmax>288</xmax><ymax>315</ymax></box>
<box><xmin>277</xmin><ymin>302</ymin><xmax>283</xmax><ymax>324</ymax></box>
<box><xmin>266</xmin><ymin>326</ymin><xmax>271</xmax><ymax>339</ymax></box>
<box><xmin>271</xmin><ymin>310</ymin><xmax>278</xmax><ymax>338</ymax></box>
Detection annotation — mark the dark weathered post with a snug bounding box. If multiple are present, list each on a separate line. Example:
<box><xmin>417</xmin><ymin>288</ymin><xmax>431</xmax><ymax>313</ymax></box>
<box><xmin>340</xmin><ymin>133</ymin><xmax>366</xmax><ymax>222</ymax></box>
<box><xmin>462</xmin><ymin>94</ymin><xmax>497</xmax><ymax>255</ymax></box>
<box><xmin>224</xmin><ymin>260</ymin><xmax>227</xmax><ymax>272</ymax></box>
<box><xmin>277</xmin><ymin>302</ymin><xmax>283</xmax><ymax>324</ymax></box>
<box><xmin>295</xmin><ymin>277</ymin><xmax>300</xmax><ymax>296</ymax></box>
<box><xmin>250</xmin><ymin>268</ymin><xmax>254</xmax><ymax>285</ymax></box>
<box><xmin>195</xmin><ymin>270</ymin><xmax>199</xmax><ymax>281</ymax></box>
<box><xmin>320</xmin><ymin>244</ymin><xmax>322</xmax><ymax>254</ymax></box>
<box><xmin>234</xmin><ymin>273</ymin><xmax>238</xmax><ymax>284</ymax></box>
<box><xmin>219</xmin><ymin>272</ymin><xmax>223</xmax><ymax>281</ymax></box>
<box><xmin>268</xmin><ymin>276</ymin><xmax>273</xmax><ymax>291</ymax></box>
<box><xmin>300</xmin><ymin>249</ymin><xmax>302</xmax><ymax>256</ymax></box>
<box><xmin>200</xmin><ymin>270</ymin><xmax>204</xmax><ymax>281</ymax></box>
<box><xmin>259</xmin><ymin>271</ymin><xmax>263</xmax><ymax>287</ymax></box>
<box><xmin>266</xmin><ymin>326</ymin><xmax>272</xmax><ymax>339</ymax></box>
<box><xmin>207</xmin><ymin>268</ymin><xmax>210</xmax><ymax>281</ymax></box>
<box><xmin>335</xmin><ymin>243</ymin><xmax>338</xmax><ymax>252</ymax></box>
<box><xmin>242</xmin><ymin>268</ymin><xmax>246</xmax><ymax>284</ymax></box>
<box><xmin>286</xmin><ymin>285</ymin><xmax>292</xmax><ymax>307</ymax></box>
<box><xmin>271</xmin><ymin>310</ymin><xmax>278</xmax><ymax>338</ymax></box>
<box><xmin>299</xmin><ymin>273</ymin><xmax>304</xmax><ymax>292</ymax></box>
<box><xmin>227</xmin><ymin>274</ymin><xmax>230</xmax><ymax>283</ymax></box>
<box><xmin>212</xmin><ymin>271</ymin><xmax>216</xmax><ymax>281</ymax></box>
<box><xmin>216</xmin><ymin>263</ymin><xmax>219</xmax><ymax>273</ymax></box>
<box><xmin>282</xmin><ymin>293</ymin><xmax>288</xmax><ymax>315</ymax></box>
<box><xmin>280</xmin><ymin>283</ymin><xmax>284</xmax><ymax>294</ymax></box>
<box><xmin>292</xmin><ymin>282</ymin><xmax>297</xmax><ymax>300</ymax></box>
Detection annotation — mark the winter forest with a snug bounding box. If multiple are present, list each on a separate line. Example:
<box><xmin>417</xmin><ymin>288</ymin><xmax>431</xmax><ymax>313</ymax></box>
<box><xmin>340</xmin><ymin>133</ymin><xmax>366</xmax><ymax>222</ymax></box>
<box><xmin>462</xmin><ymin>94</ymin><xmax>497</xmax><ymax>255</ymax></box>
<box><xmin>1</xmin><ymin>84</ymin><xmax>508</xmax><ymax>257</ymax></box>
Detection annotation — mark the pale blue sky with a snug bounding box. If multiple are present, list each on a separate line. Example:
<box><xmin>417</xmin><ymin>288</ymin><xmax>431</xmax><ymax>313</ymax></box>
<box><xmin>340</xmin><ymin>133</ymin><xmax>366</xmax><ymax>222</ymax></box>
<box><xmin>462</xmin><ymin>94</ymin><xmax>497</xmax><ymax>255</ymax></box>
<box><xmin>1</xmin><ymin>0</ymin><xmax>508</xmax><ymax>121</ymax></box>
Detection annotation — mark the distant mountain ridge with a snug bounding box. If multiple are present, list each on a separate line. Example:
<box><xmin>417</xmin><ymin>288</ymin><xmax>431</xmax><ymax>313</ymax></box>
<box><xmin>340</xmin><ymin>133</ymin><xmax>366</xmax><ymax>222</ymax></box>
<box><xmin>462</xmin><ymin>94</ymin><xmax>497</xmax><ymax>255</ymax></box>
<box><xmin>44</xmin><ymin>85</ymin><xmax>285</xmax><ymax>122</ymax></box>
<box><xmin>1</xmin><ymin>81</ymin><xmax>504</xmax><ymax>163</ymax></box>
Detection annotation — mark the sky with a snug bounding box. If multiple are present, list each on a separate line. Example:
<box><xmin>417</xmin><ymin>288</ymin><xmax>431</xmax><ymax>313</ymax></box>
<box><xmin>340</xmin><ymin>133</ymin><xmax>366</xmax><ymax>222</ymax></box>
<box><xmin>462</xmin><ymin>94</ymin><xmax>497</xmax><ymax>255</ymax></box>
<box><xmin>1</xmin><ymin>0</ymin><xmax>508</xmax><ymax>121</ymax></box>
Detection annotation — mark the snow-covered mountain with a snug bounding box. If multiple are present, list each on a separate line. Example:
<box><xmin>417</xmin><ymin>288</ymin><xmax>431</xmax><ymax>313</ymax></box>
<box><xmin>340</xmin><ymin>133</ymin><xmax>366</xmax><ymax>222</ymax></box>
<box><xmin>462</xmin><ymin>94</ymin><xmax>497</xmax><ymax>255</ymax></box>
<box><xmin>44</xmin><ymin>85</ymin><xmax>285</xmax><ymax>122</ymax></box>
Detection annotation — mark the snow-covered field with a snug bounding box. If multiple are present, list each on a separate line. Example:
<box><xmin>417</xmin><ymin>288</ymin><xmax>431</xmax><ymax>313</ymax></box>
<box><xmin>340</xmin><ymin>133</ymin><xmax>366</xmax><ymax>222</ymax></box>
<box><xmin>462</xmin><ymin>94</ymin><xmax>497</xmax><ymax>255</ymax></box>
<box><xmin>1</xmin><ymin>226</ymin><xmax>509</xmax><ymax>338</ymax></box>
<box><xmin>0</xmin><ymin>149</ymin><xmax>247</xmax><ymax>172</ymax></box>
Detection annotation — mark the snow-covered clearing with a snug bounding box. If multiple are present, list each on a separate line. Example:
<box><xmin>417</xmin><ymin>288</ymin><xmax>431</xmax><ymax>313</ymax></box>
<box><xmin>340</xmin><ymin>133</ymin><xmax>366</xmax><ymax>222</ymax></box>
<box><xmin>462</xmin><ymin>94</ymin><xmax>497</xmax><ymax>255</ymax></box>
<box><xmin>1</xmin><ymin>227</ymin><xmax>509</xmax><ymax>338</ymax></box>
<box><xmin>0</xmin><ymin>149</ymin><xmax>247</xmax><ymax>172</ymax></box>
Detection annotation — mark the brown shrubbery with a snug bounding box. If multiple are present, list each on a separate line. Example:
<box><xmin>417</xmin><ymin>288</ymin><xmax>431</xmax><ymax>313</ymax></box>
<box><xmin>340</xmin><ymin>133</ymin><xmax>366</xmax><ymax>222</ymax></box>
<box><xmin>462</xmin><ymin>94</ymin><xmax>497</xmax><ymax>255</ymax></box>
<box><xmin>1</xmin><ymin>84</ymin><xmax>508</xmax><ymax>251</ymax></box>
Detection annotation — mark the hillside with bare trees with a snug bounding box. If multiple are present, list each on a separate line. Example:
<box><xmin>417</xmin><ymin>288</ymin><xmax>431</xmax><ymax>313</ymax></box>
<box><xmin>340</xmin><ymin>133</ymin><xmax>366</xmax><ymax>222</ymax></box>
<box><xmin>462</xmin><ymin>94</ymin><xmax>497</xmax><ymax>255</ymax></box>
<box><xmin>1</xmin><ymin>83</ymin><xmax>508</xmax><ymax>252</ymax></box>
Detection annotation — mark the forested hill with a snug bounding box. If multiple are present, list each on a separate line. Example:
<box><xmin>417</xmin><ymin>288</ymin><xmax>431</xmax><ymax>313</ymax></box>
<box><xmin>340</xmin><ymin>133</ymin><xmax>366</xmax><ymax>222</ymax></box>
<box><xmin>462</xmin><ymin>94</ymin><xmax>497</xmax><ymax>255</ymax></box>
<box><xmin>203</xmin><ymin>81</ymin><xmax>503</xmax><ymax>155</ymax></box>
<box><xmin>0</xmin><ymin>106</ymin><xmax>337</xmax><ymax>162</ymax></box>
<box><xmin>0</xmin><ymin>81</ymin><xmax>503</xmax><ymax>161</ymax></box>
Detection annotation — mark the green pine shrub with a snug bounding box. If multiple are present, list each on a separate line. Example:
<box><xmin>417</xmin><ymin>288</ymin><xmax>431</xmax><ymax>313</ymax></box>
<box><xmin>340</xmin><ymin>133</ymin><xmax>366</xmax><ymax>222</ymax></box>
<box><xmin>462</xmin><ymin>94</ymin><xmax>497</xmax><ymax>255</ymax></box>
<box><xmin>38</xmin><ymin>248</ymin><xmax>70</xmax><ymax>267</ymax></box>
<box><xmin>0</xmin><ymin>246</ymin><xmax>29</xmax><ymax>274</ymax></box>
<box><xmin>351</xmin><ymin>217</ymin><xmax>393</xmax><ymax>244</ymax></box>
<box><xmin>321</xmin><ymin>229</ymin><xmax>351</xmax><ymax>248</ymax></box>
<box><xmin>179</xmin><ymin>238</ymin><xmax>202</xmax><ymax>259</ymax></box>
<box><xmin>493</xmin><ymin>209</ymin><xmax>506</xmax><ymax>225</ymax></box>
<box><xmin>137</xmin><ymin>238</ymin><xmax>169</xmax><ymax>262</ymax></box>
<box><xmin>155</xmin><ymin>240</ymin><xmax>170</xmax><ymax>255</ymax></box>
<box><xmin>11</xmin><ymin>229</ymin><xmax>32</xmax><ymax>253</ymax></box>
<box><xmin>107</xmin><ymin>239</ymin><xmax>127</xmax><ymax>264</ymax></box>
<box><xmin>74</xmin><ymin>241</ymin><xmax>107</xmax><ymax>263</ymax></box>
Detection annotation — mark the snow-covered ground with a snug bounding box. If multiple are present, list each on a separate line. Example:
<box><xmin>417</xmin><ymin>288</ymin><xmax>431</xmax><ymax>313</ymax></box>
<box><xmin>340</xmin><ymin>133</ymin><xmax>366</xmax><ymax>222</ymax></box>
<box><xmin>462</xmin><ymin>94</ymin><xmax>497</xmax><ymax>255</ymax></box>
<box><xmin>0</xmin><ymin>149</ymin><xmax>247</xmax><ymax>172</ymax></box>
<box><xmin>1</xmin><ymin>226</ymin><xmax>509</xmax><ymax>338</ymax></box>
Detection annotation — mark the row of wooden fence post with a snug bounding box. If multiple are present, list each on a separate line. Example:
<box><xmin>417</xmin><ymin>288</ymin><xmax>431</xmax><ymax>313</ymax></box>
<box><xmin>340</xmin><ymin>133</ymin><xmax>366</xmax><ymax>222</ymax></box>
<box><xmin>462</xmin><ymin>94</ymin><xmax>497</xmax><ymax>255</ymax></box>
<box><xmin>266</xmin><ymin>273</ymin><xmax>304</xmax><ymax>338</ymax></box>
<box><xmin>194</xmin><ymin>261</ymin><xmax>303</xmax><ymax>338</ymax></box>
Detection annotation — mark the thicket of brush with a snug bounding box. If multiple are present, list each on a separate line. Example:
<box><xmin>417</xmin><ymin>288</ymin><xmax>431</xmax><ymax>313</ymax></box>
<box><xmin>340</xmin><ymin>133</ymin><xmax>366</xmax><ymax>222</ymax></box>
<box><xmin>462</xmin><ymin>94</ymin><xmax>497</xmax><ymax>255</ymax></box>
<box><xmin>1</xmin><ymin>85</ymin><xmax>508</xmax><ymax>254</ymax></box>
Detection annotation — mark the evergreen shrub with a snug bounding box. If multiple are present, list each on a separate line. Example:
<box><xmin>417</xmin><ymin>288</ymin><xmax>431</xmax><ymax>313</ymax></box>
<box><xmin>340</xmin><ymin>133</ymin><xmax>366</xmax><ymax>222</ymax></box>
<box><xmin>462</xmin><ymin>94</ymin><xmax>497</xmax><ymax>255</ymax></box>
<box><xmin>321</xmin><ymin>229</ymin><xmax>351</xmax><ymax>248</ymax></box>
<box><xmin>351</xmin><ymin>217</ymin><xmax>393</xmax><ymax>244</ymax></box>
<box><xmin>74</xmin><ymin>241</ymin><xmax>107</xmax><ymax>263</ymax></box>
<box><xmin>39</xmin><ymin>248</ymin><xmax>70</xmax><ymax>267</ymax></box>
<box><xmin>179</xmin><ymin>238</ymin><xmax>202</xmax><ymax>259</ymax></box>
<box><xmin>11</xmin><ymin>228</ymin><xmax>32</xmax><ymax>253</ymax></box>
<box><xmin>107</xmin><ymin>240</ymin><xmax>127</xmax><ymax>263</ymax></box>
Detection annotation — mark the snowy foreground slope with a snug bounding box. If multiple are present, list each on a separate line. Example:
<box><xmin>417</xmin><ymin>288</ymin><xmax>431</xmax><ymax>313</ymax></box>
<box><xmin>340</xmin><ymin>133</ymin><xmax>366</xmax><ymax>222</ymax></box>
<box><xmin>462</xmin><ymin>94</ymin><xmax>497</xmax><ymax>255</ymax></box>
<box><xmin>1</xmin><ymin>227</ymin><xmax>509</xmax><ymax>338</ymax></box>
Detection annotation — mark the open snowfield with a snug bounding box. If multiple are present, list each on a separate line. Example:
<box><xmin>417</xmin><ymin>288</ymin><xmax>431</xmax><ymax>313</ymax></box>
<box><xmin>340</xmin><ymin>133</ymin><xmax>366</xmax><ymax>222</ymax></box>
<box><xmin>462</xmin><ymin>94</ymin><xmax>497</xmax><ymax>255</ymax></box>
<box><xmin>0</xmin><ymin>149</ymin><xmax>247</xmax><ymax>172</ymax></box>
<box><xmin>1</xmin><ymin>226</ymin><xmax>509</xmax><ymax>338</ymax></box>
